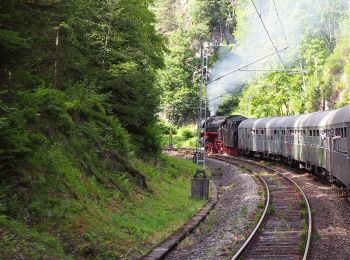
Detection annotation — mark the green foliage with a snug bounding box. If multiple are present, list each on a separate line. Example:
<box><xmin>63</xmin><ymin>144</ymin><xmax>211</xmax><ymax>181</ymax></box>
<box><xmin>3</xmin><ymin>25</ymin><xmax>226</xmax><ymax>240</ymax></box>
<box><xmin>233</xmin><ymin>1</ymin><xmax>350</xmax><ymax>117</ymax></box>
<box><xmin>155</xmin><ymin>0</ymin><xmax>234</xmax><ymax>125</ymax></box>
<box><xmin>0</xmin><ymin>215</ymin><xmax>66</xmax><ymax>259</ymax></box>
<box><xmin>0</xmin><ymin>0</ymin><xmax>165</xmax><ymax>154</ymax></box>
<box><xmin>323</xmin><ymin>20</ymin><xmax>350</xmax><ymax>108</ymax></box>
<box><xmin>0</xmin><ymin>154</ymin><xmax>204</xmax><ymax>258</ymax></box>
<box><xmin>238</xmin><ymin>71</ymin><xmax>306</xmax><ymax>117</ymax></box>
<box><xmin>237</xmin><ymin>29</ymin><xmax>350</xmax><ymax>117</ymax></box>
<box><xmin>157</xmin><ymin>28</ymin><xmax>201</xmax><ymax>125</ymax></box>
<box><xmin>0</xmin><ymin>1</ymin><xmax>210</xmax><ymax>258</ymax></box>
<box><xmin>216</xmin><ymin>94</ymin><xmax>240</xmax><ymax>116</ymax></box>
<box><xmin>171</xmin><ymin>124</ymin><xmax>197</xmax><ymax>148</ymax></box>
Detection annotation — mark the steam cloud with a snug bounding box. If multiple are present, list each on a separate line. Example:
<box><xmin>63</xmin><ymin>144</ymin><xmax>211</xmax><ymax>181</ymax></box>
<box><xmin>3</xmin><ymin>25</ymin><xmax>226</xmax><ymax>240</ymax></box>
<box><xmin>207</xmin><ymin>0</ymin><xmax>349</xmax><ymax>115</ymax></box>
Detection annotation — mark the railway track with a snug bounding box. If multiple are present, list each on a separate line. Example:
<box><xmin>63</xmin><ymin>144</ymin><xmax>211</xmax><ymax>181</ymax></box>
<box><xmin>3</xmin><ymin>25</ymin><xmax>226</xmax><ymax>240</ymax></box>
<box><xmin>210</xmin><ymin>155</ymin><xmax>312</xmax><ymax>260</ymax></box>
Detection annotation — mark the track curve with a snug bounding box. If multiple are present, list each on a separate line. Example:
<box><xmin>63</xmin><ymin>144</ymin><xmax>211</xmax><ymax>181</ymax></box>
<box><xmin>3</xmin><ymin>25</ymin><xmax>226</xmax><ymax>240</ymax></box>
<box><xmin>210</xmin><ymin>155</ymin><xmax>312</xmax><ymax>260</ymax></box>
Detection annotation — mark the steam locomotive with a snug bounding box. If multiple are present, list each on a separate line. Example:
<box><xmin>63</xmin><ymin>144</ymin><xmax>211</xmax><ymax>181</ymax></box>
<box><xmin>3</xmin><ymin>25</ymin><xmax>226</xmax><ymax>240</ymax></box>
<box><xmin>204</xmin><ymin>115</ymin><xmax>247</xmax><ymax>155</ymax></box>
<box><xmin>203</xmin><ymin>105</ymin><xmax>350</xmax><ymax>195</ymax></box>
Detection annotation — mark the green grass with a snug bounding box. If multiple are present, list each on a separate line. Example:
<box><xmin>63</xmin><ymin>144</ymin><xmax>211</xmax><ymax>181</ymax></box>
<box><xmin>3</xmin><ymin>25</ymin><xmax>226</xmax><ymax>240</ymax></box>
<box><xmin>297</xmin><ymin>230</ymin><xmax>308</xmax><ymax>254</ymax></box>
<box><xmin>268</xmin><ymin>204</ymin><xmax>275</xmax><ymax>215</ymax></box>
<box><xmin>239</xmin><ymin>166</ymin><xmax>249</xmax><ymax>174</ymax></box>
<box><xmin>299</xmin><ymin>200</ymin><xmax>306</xmax><ymax>208</ymax></box>
<box><xmin>164</xmin><ymin>124</ymin><xmax>197</xmax><ymax>148</ymax></box>
<box><xmin>0</xmin><ymin>155</ymin><xmax>205</xmax><ymax>259</ymax></box>
<box><xmin>256</xmin><ymin>202</ymin><xmax>264</xmax><ymax>209</ymax></box>
<box><xmin>312</xmin><ymin>230</ymin><xmax>321</xmax><ymax>241</ymax></box>
<box><xmin>0</xmin><ymin>215</ymin><xmax>66</xmax><ymax>259</ymax></box>
<box><xmin>240</xmin><ymin>205</ymin><xmax>248</xmax><ymax>217</ymax></box>
<box><xmin>297</xmin><ymin>220</ymin><xmax>309</xmax><ymax>254</ymax></box>
<box><xmin>0</xmin><ymin>89</ymin><xmax>206</xmax><ymax>258</ymax></box>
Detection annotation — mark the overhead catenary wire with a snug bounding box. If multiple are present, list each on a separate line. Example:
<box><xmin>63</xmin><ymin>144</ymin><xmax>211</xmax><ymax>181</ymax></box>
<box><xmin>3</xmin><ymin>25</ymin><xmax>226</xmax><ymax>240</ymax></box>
<box><xmin>208</xmin><ymin>88</ymin><xmax>242</xmax><ymax>103</ymax></box>
<box><xmin>272</xmin><ymin>0</ymin><xmax>288</xmax><ymax>46</ymax></box>
<box><xmin>206</xmin><ymin>46</ymin><xmax>288</xmax><ymax>86</ymax></box>
<box><xmin>210</xmin><ymin>44</ymin><xmax>288</xmax><ymax>48</ymax></box>
<box><xmin>250</xmin><ymin>0</ymin><xmax>286</xmax><ymax>68</ymax></box>
<box><xmin>239</xmin><ymin>68</ymin><xmax>307</xmax><ymax>73</ymax></box>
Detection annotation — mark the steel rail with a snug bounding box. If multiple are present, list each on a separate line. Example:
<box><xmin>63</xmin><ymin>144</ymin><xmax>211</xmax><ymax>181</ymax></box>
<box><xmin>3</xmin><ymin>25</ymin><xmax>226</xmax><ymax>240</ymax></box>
<box><xmin>221</xmin><ymin>158</ymin><xmax>270</xmax><ymax>260</ymax></box>
<box><xmin>168</xmin><ymin>149</ymin><xmax>311</xmax><ymax>260</ymax></box>
<box><xmin>227</xmin><ymin>156</ymin><xmax>312</xmax><ymax>260</ymax></box>
<box><xmin>207</xmin><ymin>155</ymin><xmax>271</xmax><ymax>260</ymax></box>
<box><xmin>172</xmin><ymin>150</ymin><xmax>270</xmax><ymax>259</ymax></box>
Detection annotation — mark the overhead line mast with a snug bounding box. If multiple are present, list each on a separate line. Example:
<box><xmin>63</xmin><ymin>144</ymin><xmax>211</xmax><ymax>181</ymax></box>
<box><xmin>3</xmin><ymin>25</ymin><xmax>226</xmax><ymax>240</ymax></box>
<box><xmin>193</xmin><ymin>0</ymin><xmax>308</xmax><ymax>178</ymax></box>
<box><xmin>194</xmin><ymin>44</ymin><xmax>209</xmax><ymax>174</ymax></box>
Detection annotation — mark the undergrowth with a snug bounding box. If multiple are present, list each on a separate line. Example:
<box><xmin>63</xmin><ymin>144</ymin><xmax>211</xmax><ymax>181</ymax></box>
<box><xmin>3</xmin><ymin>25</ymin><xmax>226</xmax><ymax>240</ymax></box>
<box><xmin>161</xmin><ymin>124</ymin><xmax>196</xmax><ymax>148</ymax></box>
<box><xmin>0</xmin><ymin>88</ymin><xmax>205</xmax><ymax>258</ymax></box>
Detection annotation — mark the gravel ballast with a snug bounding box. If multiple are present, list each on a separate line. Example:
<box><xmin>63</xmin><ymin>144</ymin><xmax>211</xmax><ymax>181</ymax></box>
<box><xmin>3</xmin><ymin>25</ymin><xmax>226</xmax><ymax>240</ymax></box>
<box><xmin>270</xmin><ymin>163</ymin><xmax>350</xmax><ymax>260</ymax></box>
<box><xmin>165</xmin><ymin>158</ymin><xmax>261</xmax><ymax>260</ymax></box>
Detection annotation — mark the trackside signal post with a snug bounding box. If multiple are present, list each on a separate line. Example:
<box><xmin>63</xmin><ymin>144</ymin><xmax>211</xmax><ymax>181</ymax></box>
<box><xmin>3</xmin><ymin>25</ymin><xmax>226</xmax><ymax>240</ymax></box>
<box><xmin>192</xmin><ymin>44</ymin><xmax>209</xmax><ymax>200</ymax></box>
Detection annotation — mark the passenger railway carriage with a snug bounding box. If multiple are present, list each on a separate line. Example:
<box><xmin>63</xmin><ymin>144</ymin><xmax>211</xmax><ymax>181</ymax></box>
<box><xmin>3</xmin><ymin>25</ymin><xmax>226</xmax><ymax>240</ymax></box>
<box><xmin>203</xmin><ymin>105</ymin><xmax>350</xmax><ymax>195</ymax></box>
<box><xmin>238</xmin><ymin>105</ymin><xmax>350</xmax><ymax>194</ymax></box>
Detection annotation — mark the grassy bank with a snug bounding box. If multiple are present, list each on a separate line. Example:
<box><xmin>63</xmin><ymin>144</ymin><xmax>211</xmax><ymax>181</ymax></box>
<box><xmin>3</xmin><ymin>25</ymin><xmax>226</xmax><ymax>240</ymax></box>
<box><xmin>0</xmin><ymin>155</ymin><xmax>204</xmax><ymax>259</ymax></box>
<box><xmin>0</xmin><ymin>89</ymin><xmax>205</xmax><ymax>258</ymax></box>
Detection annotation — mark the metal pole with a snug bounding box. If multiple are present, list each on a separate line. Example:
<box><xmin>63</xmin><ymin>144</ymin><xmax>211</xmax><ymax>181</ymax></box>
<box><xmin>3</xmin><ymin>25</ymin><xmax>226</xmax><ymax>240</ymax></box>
<box><xmin>203</xmin><ymin>46</ymin><xmax>209</xmax><ymax>171</ymax></box>
<box><xmin>195</xmin><ymin>45</ymin><xmax>204</xmax><ymax>166</ymax></box>
<box><xmin>192</xmin><ymin>44</ymin><xmax>209</xmax><ymax>200</ymax></box>
<box><xmin>194</xmin><ymin>44</ymin><xmax>208</xmax><ymax>176</ymax></box>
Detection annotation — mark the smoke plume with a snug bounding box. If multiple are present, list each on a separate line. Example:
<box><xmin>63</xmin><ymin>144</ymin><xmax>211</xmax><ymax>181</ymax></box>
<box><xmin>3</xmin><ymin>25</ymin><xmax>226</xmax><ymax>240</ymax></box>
<box><xmin>207</xmin><ymin>0</ymin><xmax>349</xmax><ymax>115</ymax></box>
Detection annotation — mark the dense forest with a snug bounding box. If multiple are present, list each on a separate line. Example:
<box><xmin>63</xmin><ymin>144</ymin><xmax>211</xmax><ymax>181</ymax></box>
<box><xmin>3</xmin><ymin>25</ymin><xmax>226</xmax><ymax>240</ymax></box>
<box><xmin>1</xmin><ymin>0</ymin><xmax>350</xmax><ymax>258</ymax></box>
<box><xmin>0</xmin><ymin>1</ymin><xmax>206</xmax><ymax>258</ymax></box>
<box><xmin>154</xmin><ymin>0</ymin><xmax>235</xmax><ymax>125</ymax></box>
<box><xmin>156</xmin><ymin>0</ymin><xmax>350</xmax><ymax>123</ymax></box>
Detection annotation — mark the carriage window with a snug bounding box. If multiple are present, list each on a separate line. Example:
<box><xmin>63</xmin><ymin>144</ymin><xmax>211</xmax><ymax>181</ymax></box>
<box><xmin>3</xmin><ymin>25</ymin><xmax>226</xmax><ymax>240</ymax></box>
<box><xmin>344</xmin><ymin>127</ymin><xmax>347</xmax><ymax>138</ymax></box>
<box><xmin>309</xmin><ymin>130</ymin><xmax>312</xmax><ymax>136</ymax></box>
<box><xmin>341</xmin><ymin>128</ymin><xmax>344</xmax><ymax>138</ymax></box>
<box><xmin>316</xmin><ymin>130</ymin><xmax>320</xmax><ymax>136</ymax></box>
<box><xmin>274</xmin><ymin>130</ymin><xmax>277</xmax><ymax>134</ymax></box>
<box><xmin>261</xmin><ymin>130</ymin><xmax>264</xmax><ymax>134</ymax></box>
<box><xmin>303</xmin><ymin>130</ymin><xmax>306</xmax><ymax>136</ymax></box>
